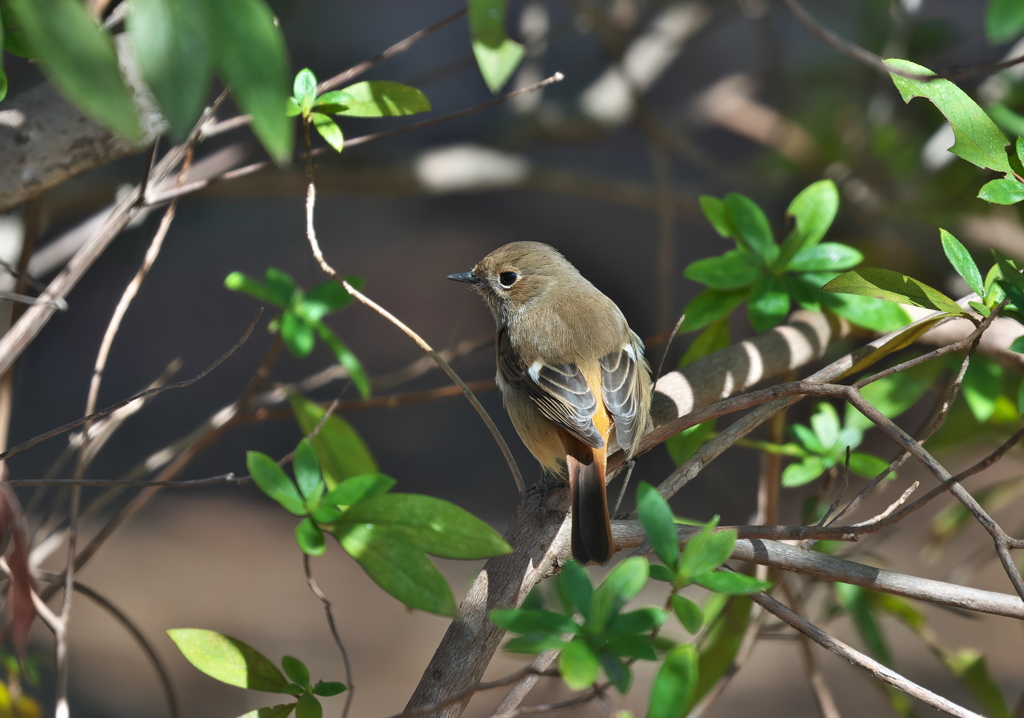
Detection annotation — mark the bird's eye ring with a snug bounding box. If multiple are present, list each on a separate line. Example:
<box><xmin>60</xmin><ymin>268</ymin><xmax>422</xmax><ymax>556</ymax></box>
<box><xmin>498</xmin><ymin>271</ymin><xmax>518</xmax><ymax>288</ymax></box>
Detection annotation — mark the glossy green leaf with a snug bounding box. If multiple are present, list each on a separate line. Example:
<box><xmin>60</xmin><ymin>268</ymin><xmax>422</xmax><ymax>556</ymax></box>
<box><xmin>265</xmin><ymin>268</ymin><xmax>299</xmax><ymax>305</ymax></box>
<box><xmin>313</xmin><ymin>89</ymin><xmax>354</xmax><ymax>112</ymax></box>
<box><xmin>589</xmin><ymin>557</ymin><xmax>648</xmax><ymax>632</ymax></box>
<box><xmin>599</xmin><ymin>652</ymin><xmax>632</xmax><ymax>693</ymax></box>
<box><xmin>469</xmin><ymin>0</ymin><xmax>525</xmax><ymax>93</ymax></box>
<box><xmin>962</xmin><ymin>355</ymin><xmax>1005</xmax><ymax>423</ymax></box>
<box><xmin>636</xmin><ymin>482</ymin><xmax>679</xmax><ymax>568</ymax></box>
<box><xmin>821</xmin><ymin>291</ymin><xmax>912</xmax><ymax>332</ymax></box>
<box><xmin>559</xmin><ymin>560</ymin><xmax>594</xmax><ymax>620</ymax></box>
<box><xmin>224</xmin><ymin>271</ymin><xmax>290</xmax><ymax>307</ymax></box>
<box><xmin>608</xmin><ymin>607</ymin><xmax>667</xmax><ymax>635</ymax></box>
<box><xmin>489</xmin><ymin>609</ymin><xmax>579</xmax><ymax>635</ymax></box>
<box><xmin>887</xmin><ymin>59</ymin><xmax>1011</xmax><ymax>175</ymax></box>
<box><xmin>836</xmin><ymin>583</ymin><xmax>891</xmax><ymax>664</ymax></box>
<box><xmin>699</xmin><ymin>195</ymin><xmax>733</xmax><ymax>238</ymax></box>
<box><xmin>311</xmin><ymin>113</ymin><xmax>344</xmax><ymax>153</ymax></box>
<box><xmin>683</xmin><ymin>251</ymin><xmax>760</xmax><ymax>289</ymax></box>
<box><xmin>334</xmin><ymin>524</ymin><xmax>456</xmax><ymax>616</ymax></box>
<box><xmin>293</xmin><ymin>68</ymin><xmax>317</xmax><ymax>113</ymax></box>
<box><xmin>724</xmin><ymin>193</ymin><xmax>776</xmax><ymax>263</ymax></box>
<box><xmin>559</xmin><ymin>641</ymin><xmax>599</xmax><ymax>690</ymax></box>
<box><xmin>788</xmin><ymin>243</ymin><xmax>863</xmax><ymax>272</ymax></box>
<box><xmin>312</xmin><ymin>681</ymin><xmax>346</xmax><ymax>697</ymax></box>
<box><xmin>693</xmin><ymin>571</ymin><xmax>769</xmax><ymax>595</ymax></box>
<box><xmin>301</xmin><ymin>279</ymin><xmax>357</xmax><ymax>320</ymax></box>
<box><xmin>665</xmin><ymin>420</ymin><xmax>716</xmax><ymax>465</ymax></box>
<box><xmin>312</xmin><ymin>323</ymin><xmax>371</xmax><ymax>399</ymax></box>
<box><xmin>291</xmin><ymin>395</ymin><xmax>377</xmax><ymax>488</ymax></box>
<box><xmin>781</xmin><ymin>457</ymin><xmax>826</xmax><ymax>487</ymax></box>
<box><xmin>791</xmin><ymin>423</ymin><xmax>825</xmax><ymax>454</ymax></box>
<box><xmin>747</xmin><ymin>276</ymin><xmax>790</xmax><ymax>331</ymax></box>
<box><xmin>208</xmin><ymin>0</ymin><xmax>292</xmax><ymax>164</ymax></box>
<box><xmin>281</xmin><ymin>656</ymin><xmax>309</xmax><ymax>687</ymax></box>
<box><xmin>321</xmin><ymin>473</ymin><xmax>395</xmax><ymax>507</ymax></box>
<box><xmin>776</xmin><ymin>179</ymin><xmax>840</xmax><ymax>267</ymax></box>
<box><xmin>293</xmin><ymin>439</ymin><xmax>322</xmax><ymax>500</ymax></box>
<box><xmin>679</xmin><ymin>321</ymin><xmax>730</xmax><ymax>367</ymax></box>
<box><xmin>942</xmin><ymin>229</ymin><xmax>984</xmax><ymax>296</ymax></box>
<box><xmin>334</xmin><ymin>493</ymin><xmax>511</xmax><ymax>559</ymax></box>
<box><xmin>692</xmin><ymin>597</ymin><xmax>749</xmax><ymax>710</ymax></box>
<box><xmin>296</xmin><ymin>518</ymin><xmax>325</xmax><ymax>556</ymax></box>
<box><xmin>127</xmin><ymin>0</ymin><xmax>211</xmax><ymax>139</ymax></box>
<box><xmin>679</xmin><ymin>289</ymin><xmax>748</xmax><ymax>332</ymax></box>
<box><xmin>295</xmin><ymin>693</ymin><xmax>321</xmax><ymax>718</ymax></box>
<box><xmin>167</xmin><ymin>629</ymin><xmax>287</xmax><ymax>691</ymax></box>
<box><xmin>678</xmin><ymin>519</ymin><xmax>735</xmax><ymax>584</ymax></box>
<box><xmin>670</xmin><ymin>595</ymin><xmax>703</xmax><ymax>634</ymax></box>
<box><xmin>246</xmin><ymin>451</ymin><xmax>305</xmax><ymax>515</ymax></box>
<box><xmin>280</xmin><ymin>311</ymin><xmax>315</xmax><ymax>358</ymax></box>
<box><xmin>986</xmin><ymin>0</ymin><xmax>1024</xmax><ymax>44</ymax></box>
<box><xmin>502</xmin><ymin>634</ymin><xmax>568</xmax><ymax>653</ymax></box>
<box><xmin>647</xmin><ymin>644</ymin><xmax>698</xmax><ymax>718</ymax></box>
<box><xmin>821</xmin><ymin>267</ymin><xmax>965</xmax><ymax>315</ymax></box>
<box><xmin>810</xmin><ymin>403</ymin><xmax>841</xmax><ymax>450</ymax></box>
<box><xmin>978</xmin><ymin>177</ymin><xmax>1024</xmax><ymax>204</ymax></box>
<box><xmin>848</xmin><ymin>452</ymin><xmax>892</xmax><ymax>479</ymax></box>
<box><xmin>7</xmin><ymin>0</ymin><xmax>140</xmax><ymax>139</ymax></box>
<box><xmin>332</xmin><ymin>80</ymin><xmax>431</xmax><ymax>117</ymax></box>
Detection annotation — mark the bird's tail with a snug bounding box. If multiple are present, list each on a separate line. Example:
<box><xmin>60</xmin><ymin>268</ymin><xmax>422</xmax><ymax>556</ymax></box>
<box><xmin>567</xmin><ymin>452</ymin><xmax>613</xmax><ymax>565</ymax></box>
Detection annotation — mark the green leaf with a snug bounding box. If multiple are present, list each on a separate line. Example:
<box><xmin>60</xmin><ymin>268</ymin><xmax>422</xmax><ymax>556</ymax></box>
<box><xmin>293</xmin><ymin>439</ymin><xmax>323</xmax><ymax>500</ymax></box>
<box><xmin>599</xmin><ymin>652</ymin><xmax>632</xmax><ymax>693</ymax></box>
<box><xmin>224</xmin><ymin>271</ymin><xmax>291</xmax><ymax>307</ymax></box>
<box><xmin>321</xmin><ymin>473</ymin><xmax>395</xmax><ymax>507</ymax></box>
<box><xmin>679</xmin><ymin>289</ymin><xmax>748</xmax><ymax>332</ymax></box>
<box><xmin>559</xmin><ymin>641</ymin><xmax>600</xmax><ymax>691</ymax></box>
<box><xmin>333</xmin><ymin>524</ymin><xmax>456</xmax><ymax>616</ymax></box>
<box><xmin>747</xmin><ymin>276</ymin><xmax>790</xmax><ymax>331</ymax></box>
<box><xmin>679</xmin><ymin>321</ymin><xmax>729</xmax><ymax>367</ymax></box>
<box><xmin>678</xmin><ymin>519</ymin><xmax>735</xmax><ymax>584</ymax></box>
<box><xmin>781</xmin><ymin>457</ymin><xmax>826</xmax><ymax>487</ymax></box>
<box><xmin>559</xmin><ymin>561</ymin><xmax>594</xmax><ymax>620</ymax></box>
<box><xmin>301</xmin><ymin>279</ymin><xmax>357</xmax><ymax>320</ymax></box>
<box><xmin>821</xmin><ymin>292</ymin><xmax>912</xmax><ymax>332</ymax></box>
<box><xmin>291</xmin><ymin>395</ymin><xmax>377</xmax><ymax>488</ymax></box>
<box><xmin>246</xmin><ymin>451</ymin><xmax>305</xmax><ymax>516</ymax></box>
<box><xmin>810</xmin><ymin>403</ymin><xmax>841</xmax><ymax>451</ymax></box>
<box><xmin>295</xmin><ymin>694</ymin><xmax>321</xmax><ymax>718</ymax></box>
<box><xmin>264</xmin><ymin>268</ymin><xmax>298</xmax><ymax>305</ymax></box>
<box><xmin>962</xmin><ymin>355</ymin><xmax>1005</xmax><ymax>423</ymax></box>
<box><xmin>693</xmin><ymin>571</ymin><xmax>769</xmax><ymax>595</ymax></box>
<box><xmin>469</xmin><ymin>0</ymin><xmax>525</xmax><ymax>93</ymax></box>
<box><xmin>670</xmin><ymin>595</ymin><xmax>703</xmax><ymax>634</ymax></box>
<box><xmin>311</xmin><ymin>113</ymin><xmax>344</xmax><ymax>153</ymax></box>
<box><xmin>788</xmin><ymin>243</ymin><xmax>863</xmax><ymax>272</ymax></box>
<box><xmin>665</xmin><ymin>420</ymin><xmax>716</xmax><ymax>465</ymax></box>
<box><xmin>285</xmin><ymin>97</ymin><xmax>302</xmax><ymax>117</ymax></box>
<box><xmin>311</xmin><ymin>681</ymin><xmax>346</xmax><ymax>697</ymax></box>
<box><xmin>311</xmin><ymin>322</ymin><xmax>371</xmax><ymax>399</ymax></box>
<box><xmin>608</xmin><ymin>607</ymin><xmax>667</xmax><ymax>635</ymax></box>
<box><xmin>939</xmin><ymin>229</ymin><xmax>984</xmax><ymax>297</ymax></box>
<box><xmin>313</xmin><ymin>90</ymin><xmax>353</xmax><ymax>111</ymax></box>
<box><xmin>334</xmin><ymin>493</ymin><xmax>511</xmax><ymax>559</ymax></box>
<box><xmin>986</xmin><ymin>0</ymin><xmax>1024</xmax><ymax>44</ymax></box>
<box><xmin>127</xmin><ymin>0</ymin><xmax>211</xmax><ymax>139</ymax></box>
<box><xmin>848</xmin><ymin>452</ymin><xmax>892</xmax><ymax>480</ymax></box>
<box><xmin>6</xmin><ymin>0</ymin><xmax>140</xmax><ymax>139</ymax></box>
<box><xmin>636</xmin><ymin>482</ymin><xmax>679</xmax><ymax>569</ymax></box>
<box><xmin>821</xmin><ymin>267</ymin><xmax>966</xmax><ymax>316</ymax></box>
<box><xmin>724</xmin><ymin>194</ymin><xmax>776</xmax><ymax>263</ymax></box>
<box><xmin>683</xmin><ymin>251</ymin><xmax>760</xmax><ymax>289</ymax></box>
<box><xmin>699</xmin><ymin>195</ymin><xmax>733</xmax><ymax>238</ymax></box>
<box><xmin>776</xmin><ymin>179</ymin><xmax>840</xmax><ymax>268</ymax></box>
<box><xmin>280</xmin><ymin>311</ymin><xmax>315</xmax><ymax>358</ymax></box>
<box><xmin>333</xmin><ymin>80</ymin><xmax>431</xmax><ymax>117</ymax></box>
<box><xmin>293</xmin><ymin>68</ymin><xmax>317</xmax><ymax>113</ymax></box>
<box><xmin>167</xmin><ymin>629</ymin><xmax>287</xmax><ymax>691</ymax></box>
<box><xmin>208</xmin><ymin>0</ymin><xmax>292</xmax><ymax>164</ymax></box>
<box><xmin>692</xmin><ymin>597</ymin><xmax>749</xmax><ymax>709</ymax></box>
<box><xmin>503</xmin><ymin>634</ymin><xmax>569</xmax><ymax>653</ymax></box>
<box><xmin>589</xmin><ymin>557</ymin><xmax>649</xmax><ymax>633</ymax></box>
<box><xmin>887</xmin><ymin>58</ymin><xmax>1011</xmax><ymax>175</ymax></box>
<box><xmin>792</xmin><ymin>423</ymin><xmax>825</xmax><ymax>454</ymax></box>
<box><xmin>281</xmin><ymin>656</ymin><xmax>309</xmax><ymax>687</ymax></box>
<box><xmin>647</xmin><ymin>644</ymin><xmax>698</xmax><ymax>718</ymax></box>
<box><xmin>943</xmin><ymin>650</ymin><xmax>1011</xmax><ymax>718</ymax></box>
<box><xmin>0</xmin><ymin>69</ymin><xmax>6</xmax><ymax>103</ymax></box>
<box><xmin>835</xmin><ymin>583</ymin><xmax>892</xmax><ymax>664</ymax></box>
<box><xmin>296</xmin><ymin>518</ymin><xmax>325</xmax><ymax>556</ymax></box>
<box><xmin>978</xmin><ymin>177</ymin><xmax>1024</xmax><ymax>204</ymax></box>
<box><xmin>489</xmin><ymin>609</ymin><xmax>579</xmax><ymax>635</ymax></box>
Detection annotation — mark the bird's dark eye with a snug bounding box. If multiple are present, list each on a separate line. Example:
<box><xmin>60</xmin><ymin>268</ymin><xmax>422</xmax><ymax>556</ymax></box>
<box><xmin>498</xmin><ymin>271</ymin><xmax>518</xmax><ymax>288</ymax></box>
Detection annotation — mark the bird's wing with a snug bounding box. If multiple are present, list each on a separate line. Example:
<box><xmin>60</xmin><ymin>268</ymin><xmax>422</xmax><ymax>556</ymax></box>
<box><xmin>497</xmin><ymin>328</ymin><xmax>605</xmax><ymax>449</ymax></box>
<box><xmin>600</xmin><ymin>339</ymin><xmax>645</xmax><ymax>454</ymax></box>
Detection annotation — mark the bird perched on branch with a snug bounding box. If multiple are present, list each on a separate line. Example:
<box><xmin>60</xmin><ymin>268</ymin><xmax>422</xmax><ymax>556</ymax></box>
<box><xmin>449</xmin><ymin>242</ymin><xmax>652</xmax><ymax>564</ymax></box>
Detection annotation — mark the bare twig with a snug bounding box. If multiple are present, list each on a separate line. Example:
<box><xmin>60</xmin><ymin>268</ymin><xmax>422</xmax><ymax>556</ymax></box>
<box><xmin>303</xmin><ymin>555</ymin><xmax>354</xmax><ymax>718</ymax></box>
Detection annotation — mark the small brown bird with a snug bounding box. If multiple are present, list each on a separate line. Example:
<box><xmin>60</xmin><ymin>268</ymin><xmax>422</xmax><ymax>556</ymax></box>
<box><xmin>449</xmin><ymin>242</ymin><xmax>652</xmax><ymax>564</ymax></box>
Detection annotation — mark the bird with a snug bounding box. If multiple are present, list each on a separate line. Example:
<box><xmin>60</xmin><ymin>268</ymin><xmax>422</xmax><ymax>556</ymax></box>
<box><xmin>448</xmin><ymin>241</ymin><xmax>652</xmax><ymax>564</ymax></box>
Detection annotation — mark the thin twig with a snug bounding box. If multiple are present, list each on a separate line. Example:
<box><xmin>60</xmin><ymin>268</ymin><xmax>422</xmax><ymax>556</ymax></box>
<box><xmin>303</xmin><ymin>555</ymin><xmax>353</xmax><ymax>718</ymax></box>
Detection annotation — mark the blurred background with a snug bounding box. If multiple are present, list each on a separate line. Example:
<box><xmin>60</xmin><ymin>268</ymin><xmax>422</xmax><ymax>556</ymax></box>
<box><xmin>2</xmin><ymin>0</ymin><xmax>1024</xmax><ymax>715</ymax></box>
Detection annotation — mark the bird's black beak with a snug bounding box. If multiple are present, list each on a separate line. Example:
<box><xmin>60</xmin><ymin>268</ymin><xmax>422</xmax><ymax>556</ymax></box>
<box><xmin>447</xmin><ymin>271</ymin><xmax>479</xmax><ymax>285</ymax></box>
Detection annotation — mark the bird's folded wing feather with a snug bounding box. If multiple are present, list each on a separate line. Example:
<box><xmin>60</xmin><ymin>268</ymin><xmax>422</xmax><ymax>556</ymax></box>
<box><xmin>600</xmin><ymin>344</ymin><xmax>642</xmax><ymax>453</ymax></box>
